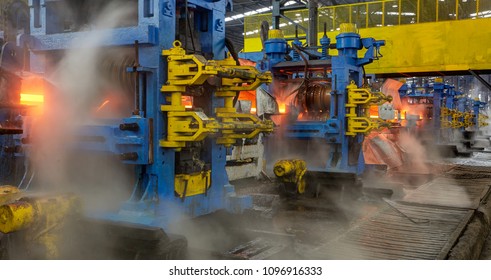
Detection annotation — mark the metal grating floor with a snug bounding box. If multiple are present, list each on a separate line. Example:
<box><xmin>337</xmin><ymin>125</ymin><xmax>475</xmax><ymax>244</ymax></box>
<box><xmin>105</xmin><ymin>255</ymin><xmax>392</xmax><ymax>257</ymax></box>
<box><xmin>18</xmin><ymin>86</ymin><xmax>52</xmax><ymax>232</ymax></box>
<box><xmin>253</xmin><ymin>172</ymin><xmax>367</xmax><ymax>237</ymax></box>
<box><xmin>308</xmin><ymin>202</ymin><xmax>473</xmax><ymax>259</ymax></box>
<box><xmin>402</xmin><ymin>177</ymin><xmax>490</xmax><ymax>209</ymax></box>
<box><xmin>308</xmin><ymin>165</ymin><xmax>491</xmax><ymax>259</ymax></box>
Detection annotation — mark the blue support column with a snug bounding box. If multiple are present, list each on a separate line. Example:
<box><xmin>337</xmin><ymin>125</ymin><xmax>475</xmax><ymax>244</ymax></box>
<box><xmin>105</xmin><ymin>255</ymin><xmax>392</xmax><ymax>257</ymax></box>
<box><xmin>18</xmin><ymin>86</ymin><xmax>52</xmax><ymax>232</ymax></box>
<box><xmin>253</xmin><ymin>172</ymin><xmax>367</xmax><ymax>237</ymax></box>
<box><xmin>473</xmin><ymin>99</ymin><xmax>482</xmax><ymax>131</ymax></box>
<box><xmin>259</xmin><ymin>26</ymin><xmax>384</xmax><ymax>176</ymax></box>
<box><xmin>433</xmin><ymin>82</ymin><xmax>445</xmax><ymax>144</ymax></box>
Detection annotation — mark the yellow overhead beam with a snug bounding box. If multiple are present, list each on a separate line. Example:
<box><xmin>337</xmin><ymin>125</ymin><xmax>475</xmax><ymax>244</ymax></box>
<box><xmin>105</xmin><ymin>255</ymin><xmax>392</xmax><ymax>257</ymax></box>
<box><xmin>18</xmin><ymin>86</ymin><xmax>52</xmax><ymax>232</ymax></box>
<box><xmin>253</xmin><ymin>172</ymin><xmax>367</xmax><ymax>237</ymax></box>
<box><xmin>244</xmin><ymin>18</ymin><xmax>491</xmax><ymax>75</ymax></box>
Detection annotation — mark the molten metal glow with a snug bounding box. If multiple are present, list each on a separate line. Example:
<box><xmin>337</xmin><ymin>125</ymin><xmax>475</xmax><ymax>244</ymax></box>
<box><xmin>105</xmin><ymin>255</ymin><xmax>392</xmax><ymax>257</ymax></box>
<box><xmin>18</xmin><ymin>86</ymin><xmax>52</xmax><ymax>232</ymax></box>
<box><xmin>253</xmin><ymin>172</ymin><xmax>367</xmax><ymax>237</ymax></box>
<box><xmin>182</xmin><ymin>96</ymin><xmax>193</xmax><ymax>109</ymax></box>
<box><xmin>20</xmin><ymin>93</ymin><xmax>44</xmax><ymax>105</ymax></box>
<box><xmin>369</xmin><ymin>105</ymin><xmax>379</xmax><ymax>119</ymax></box>
<box><xmin>96</xmin><ymin>99</ymin><xmax>110</xmax><ymax>112</ymax></box>
<box><xmin>278</xmin><ymin>103</ymin><xmax>286</xmax><ymax>114</ymax></box>
<box><xmin>20</xmin><ymin>76</ymin><xmax>45</xmax><ymax>106</ymax></box>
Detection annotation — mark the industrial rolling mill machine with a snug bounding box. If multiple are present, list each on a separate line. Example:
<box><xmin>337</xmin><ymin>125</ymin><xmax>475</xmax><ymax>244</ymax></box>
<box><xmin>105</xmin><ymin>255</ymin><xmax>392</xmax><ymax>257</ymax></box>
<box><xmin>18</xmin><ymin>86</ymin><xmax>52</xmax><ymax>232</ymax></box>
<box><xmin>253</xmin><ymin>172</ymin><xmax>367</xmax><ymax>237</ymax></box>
<box><xmin>241</xmin><ymin>1</ymin><xmax>393</xmax><ymax>198</ymax></box>
<box><xmin>397</xmin><ymin>78</ymin><xmax>488</xmax><ymax>156</ymax></box>
<box><xmin>0</xmin><ymin>0</ymin><xmax>274</xmax><ymax>259</ymax></box>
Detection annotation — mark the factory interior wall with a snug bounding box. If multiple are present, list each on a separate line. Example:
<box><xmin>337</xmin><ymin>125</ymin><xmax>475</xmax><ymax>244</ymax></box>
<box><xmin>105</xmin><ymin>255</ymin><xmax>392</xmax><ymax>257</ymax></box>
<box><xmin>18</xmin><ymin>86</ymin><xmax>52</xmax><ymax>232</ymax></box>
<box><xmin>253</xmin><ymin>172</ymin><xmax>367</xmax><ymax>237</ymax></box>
<box><xmin>243</xmin><ymin>18</ymin><xmax>491</xmax><ymax>75</ymax></box>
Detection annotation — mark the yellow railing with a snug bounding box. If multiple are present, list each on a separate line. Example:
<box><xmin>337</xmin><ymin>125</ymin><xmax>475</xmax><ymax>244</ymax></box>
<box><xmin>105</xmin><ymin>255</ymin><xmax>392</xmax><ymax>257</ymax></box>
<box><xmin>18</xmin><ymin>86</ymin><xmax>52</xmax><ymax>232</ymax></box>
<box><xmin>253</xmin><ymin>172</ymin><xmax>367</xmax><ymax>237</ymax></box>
<box><xmin>244</xmin><ymin>0</ymin><xmax>489</xmax><ymax>39</ymax></box>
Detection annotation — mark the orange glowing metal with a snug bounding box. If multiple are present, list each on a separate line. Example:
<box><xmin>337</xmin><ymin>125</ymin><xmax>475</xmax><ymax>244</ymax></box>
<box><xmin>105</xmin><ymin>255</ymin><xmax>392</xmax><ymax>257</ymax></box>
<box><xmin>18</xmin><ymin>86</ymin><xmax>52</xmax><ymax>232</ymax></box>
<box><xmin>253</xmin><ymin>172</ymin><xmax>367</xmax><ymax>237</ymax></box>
<box><xmin>369</xmin><ymin>105</ymin><xmax>379</xmax><ymax>119</ymax></box>
<box><xmin>20</xmin><ymin>76</ymin><xmax>45</xmax><ymax>106</ymax></box>
<box><xmin>182</xmin><ymin>96</ymin><xmax>193</xmax><ymax>109</ymax></box>
<box><xmin>400</xmin><ymin>110</ymin><xmax>407</xmax><ymax>120</ymax></box>
<box><xmin>278</xmin><ymin>103</ymin><xmax>286</xmax><ymax>114</ymax></box>
<box><xmin>20</xmin><ymin>93</ymin><xmax>44</xmax><ymax>105</ymax></box>
<box><xmin>96</xmin><ymin>99</ymin><xmax>111</xmax><ymax>112</ymax></box>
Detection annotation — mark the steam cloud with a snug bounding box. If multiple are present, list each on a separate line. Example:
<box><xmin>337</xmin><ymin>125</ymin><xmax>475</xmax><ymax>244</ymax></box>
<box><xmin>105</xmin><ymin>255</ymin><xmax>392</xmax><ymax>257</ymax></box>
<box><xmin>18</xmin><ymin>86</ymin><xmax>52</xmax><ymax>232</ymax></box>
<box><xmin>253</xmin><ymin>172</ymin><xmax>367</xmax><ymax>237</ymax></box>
<box><xmin>30</xmin><ymin>3</ymin><xmax>135</xmax><ymax>212</ymax></box>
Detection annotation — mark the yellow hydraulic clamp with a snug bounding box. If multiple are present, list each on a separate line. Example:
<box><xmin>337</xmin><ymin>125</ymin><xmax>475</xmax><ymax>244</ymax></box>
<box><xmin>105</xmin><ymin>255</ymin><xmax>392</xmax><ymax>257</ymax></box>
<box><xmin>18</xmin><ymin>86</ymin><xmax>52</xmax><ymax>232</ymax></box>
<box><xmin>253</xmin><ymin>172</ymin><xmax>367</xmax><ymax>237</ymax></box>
<box><xmin>273</xmin><ymin>159</ymin><xmax>307</xmax><ymax>194</ymax></box>
<box><xmin>451</xmin><ymin>110</ymin><xmax>464</xmax><ymax>129</ymax></box>
<box><xmin>0</xmin><ymin>186</ymin><xmax>81</xmax><ymax>259</ymax></box>
<box><xmin>479</xmin><ymin>114</ymin><xmax>489</xmax><ymax>127</ymax></box>
<box><xmin>345</xmin><ymin>81</ymin><xmax>393</xmax><ymax>136</ymax></box>
<box><xmin>464</xmin><ymin>112</ymin><xmax>475</xmax><ymax>128</ymax></box>
<box><xmin>440</xmin><ymin>107</ymin><xmax>451</xmax><ymax>117</ymax></box>
<box><xmin>160</xmin><ymin>40</ymin><xmax>273</xmax><ymax>149</ymax></box>
<box><xmin>440</xmin><ymin>107</ymin><xmax>453</xmax><ymax>128</ymax></box>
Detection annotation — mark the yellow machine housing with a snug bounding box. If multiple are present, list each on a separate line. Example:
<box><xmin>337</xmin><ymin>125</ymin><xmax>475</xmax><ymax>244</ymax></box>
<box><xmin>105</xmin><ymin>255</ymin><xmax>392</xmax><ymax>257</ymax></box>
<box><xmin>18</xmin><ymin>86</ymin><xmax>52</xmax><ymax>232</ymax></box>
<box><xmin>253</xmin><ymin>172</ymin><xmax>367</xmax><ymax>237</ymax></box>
<box><xmin>274</xmin><ymin>159</ymin><xmax>307</xmax><ymax>194</ymax></box>
<box><xmin>0</xmin><ymin>186</ymin><xmax>81</xmax><ymax>259</ymax></box>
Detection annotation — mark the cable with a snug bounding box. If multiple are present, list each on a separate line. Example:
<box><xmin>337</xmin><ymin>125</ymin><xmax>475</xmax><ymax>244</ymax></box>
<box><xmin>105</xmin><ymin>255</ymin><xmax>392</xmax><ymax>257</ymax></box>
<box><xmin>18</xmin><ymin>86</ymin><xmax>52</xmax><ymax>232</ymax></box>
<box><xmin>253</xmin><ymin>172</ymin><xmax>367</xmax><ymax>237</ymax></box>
<box><xmin>225</xmin><ymin>38</ymin><xmax>241</xmax><ymax>106</ymax></box>
<box><xmin>287</xmin><ymin>43</ymin><xmax>309</xmax><ymax>100</ymax></box>
<box><xmin>225</xmin><ymin>37</ymin><xmax>240</xmax><ymax>66</ymax></box>
<box><xmin>186</xmin><ymin>5</ymin><xmax>196</xmax><ymax>53</ymax></box>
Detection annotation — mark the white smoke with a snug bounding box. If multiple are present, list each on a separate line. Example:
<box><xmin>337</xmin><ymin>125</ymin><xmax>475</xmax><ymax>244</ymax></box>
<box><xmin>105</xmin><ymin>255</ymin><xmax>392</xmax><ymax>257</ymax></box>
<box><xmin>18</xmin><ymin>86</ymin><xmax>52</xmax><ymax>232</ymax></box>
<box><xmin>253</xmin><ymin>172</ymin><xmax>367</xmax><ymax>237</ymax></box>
<box><xmin>30</xmin><ymin>3</ymin><xmax>135</xmax><ymax>210</ymax></box>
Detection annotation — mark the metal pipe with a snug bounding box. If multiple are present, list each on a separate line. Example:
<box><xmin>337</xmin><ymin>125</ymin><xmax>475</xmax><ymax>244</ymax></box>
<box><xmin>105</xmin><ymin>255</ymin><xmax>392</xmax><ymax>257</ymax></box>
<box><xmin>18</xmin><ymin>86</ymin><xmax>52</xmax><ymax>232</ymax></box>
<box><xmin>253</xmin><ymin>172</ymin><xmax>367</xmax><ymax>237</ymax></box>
<box><xmin>477</xmin><ymin>0</ymin><xmax>480</xmax><ymax>18</ymax></box>
<box><xmin>436</xmin><ymin>0</ymin><xmax>439</xmax><ymax>22</ymax></box>
<box><xmin>382</xmin><ymin>1</ymin><xmax>385</xmax><ymax>26</ymax></box>
<box><xmin>365</xmin><ymin>3</ymin><xmax>368</xmax><ymax>28</ymax></box>
<box><xmin>398</xmin><ymin>0</ymin><xmax>401</xmax><ymax>25</ymax></box>
<box><xmin>456</xmin><ymin>0</ymin><xmax>459</xmax><ymax>20</ymax></box>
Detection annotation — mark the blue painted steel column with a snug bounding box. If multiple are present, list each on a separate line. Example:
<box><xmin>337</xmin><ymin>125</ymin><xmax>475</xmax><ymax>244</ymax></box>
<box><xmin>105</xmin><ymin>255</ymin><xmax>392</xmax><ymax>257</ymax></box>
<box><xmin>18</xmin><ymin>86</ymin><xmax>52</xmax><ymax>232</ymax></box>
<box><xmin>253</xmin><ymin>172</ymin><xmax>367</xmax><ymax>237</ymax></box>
<box><xmin>473</xmin><ymin>99</ymin><xmax>481</xmax><ymax>131</ymax></box>
<box><xmin>433</xmin><ymin>82</ymin><xmax>444</xmax><ymax>144</ymax></box>
<box><xmin>331</xmin><ymin>31</ymin><xmax>364</xmax><ymax>174</ymax></box>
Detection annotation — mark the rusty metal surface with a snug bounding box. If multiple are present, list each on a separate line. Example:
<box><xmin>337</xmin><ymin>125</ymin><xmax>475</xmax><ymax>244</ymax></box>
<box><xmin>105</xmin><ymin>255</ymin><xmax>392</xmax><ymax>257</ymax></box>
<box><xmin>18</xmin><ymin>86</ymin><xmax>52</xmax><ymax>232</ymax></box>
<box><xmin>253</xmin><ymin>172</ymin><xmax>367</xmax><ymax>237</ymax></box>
<box><xmin>307</xmin><ymin>202</ymin><xmax>473</xmax><ymax>259</ymax></box>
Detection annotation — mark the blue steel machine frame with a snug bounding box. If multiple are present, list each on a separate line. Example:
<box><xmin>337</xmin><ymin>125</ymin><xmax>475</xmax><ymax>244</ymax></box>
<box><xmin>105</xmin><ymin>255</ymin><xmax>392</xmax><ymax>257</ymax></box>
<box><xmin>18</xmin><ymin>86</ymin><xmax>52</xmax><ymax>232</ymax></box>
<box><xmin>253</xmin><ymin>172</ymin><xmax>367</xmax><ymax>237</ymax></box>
<box><xmin>5</xmin><ymin>0</ymin><xmax>273</xmax><ymax>232</ymax></box>
<box><xmin>249</xmin><ymin>23</ymin><xmax>388</xmax><ymax>178</ymax></box>
<box><xmin>399</xmin><ymin>79</ymin><xmax>487</xmax><ymax>141</ymax></box>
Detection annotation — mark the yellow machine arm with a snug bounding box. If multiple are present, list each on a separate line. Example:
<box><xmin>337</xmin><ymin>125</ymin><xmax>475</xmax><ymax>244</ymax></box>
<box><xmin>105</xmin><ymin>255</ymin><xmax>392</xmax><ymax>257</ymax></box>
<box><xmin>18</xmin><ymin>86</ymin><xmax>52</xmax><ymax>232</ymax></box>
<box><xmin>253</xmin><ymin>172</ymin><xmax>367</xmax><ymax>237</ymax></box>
<box><xmin>160</xmin><ymin>40</ymin><xmax>274</xmax><ymax>149</ymax></box>
<box><xmin>345</xmin><ymin>81</ymin><xmax>393</xmax><ymax>136</ymax></box>
<box><xmin>479</xmin><ymin>114</ymin><xmax>489</xmax><ymax>127</ymax></box>
<box><xmin>440</xmin><ymin>107</ymin><xmax>453</xmax><ymax>128</ymax></box>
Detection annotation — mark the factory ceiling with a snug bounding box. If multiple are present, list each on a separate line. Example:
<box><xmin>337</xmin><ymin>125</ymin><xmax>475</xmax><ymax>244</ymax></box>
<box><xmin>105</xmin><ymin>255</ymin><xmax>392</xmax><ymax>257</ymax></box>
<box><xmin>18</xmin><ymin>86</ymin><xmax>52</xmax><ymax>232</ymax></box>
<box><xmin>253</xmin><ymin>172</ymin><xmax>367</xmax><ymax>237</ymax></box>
<box><xmin>226</xmin><ymin>0</ymin><xmax>372</xmax><ymax>51</ymax></box>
